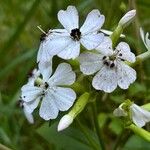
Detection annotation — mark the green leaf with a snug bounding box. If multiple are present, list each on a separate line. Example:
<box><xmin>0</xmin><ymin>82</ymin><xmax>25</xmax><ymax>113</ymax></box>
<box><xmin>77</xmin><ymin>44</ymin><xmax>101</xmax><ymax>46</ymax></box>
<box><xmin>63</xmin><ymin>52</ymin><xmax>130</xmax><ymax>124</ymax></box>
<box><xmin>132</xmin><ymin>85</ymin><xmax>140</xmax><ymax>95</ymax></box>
<box><xmin>123</xmin><ymin>135</ymin><xmax>150</xmax><ymax>150</ymax></box>
<box><xmin>37</xmin><ymin>122</ymin><xmax>96</xmax><ymax>150</ymax></box>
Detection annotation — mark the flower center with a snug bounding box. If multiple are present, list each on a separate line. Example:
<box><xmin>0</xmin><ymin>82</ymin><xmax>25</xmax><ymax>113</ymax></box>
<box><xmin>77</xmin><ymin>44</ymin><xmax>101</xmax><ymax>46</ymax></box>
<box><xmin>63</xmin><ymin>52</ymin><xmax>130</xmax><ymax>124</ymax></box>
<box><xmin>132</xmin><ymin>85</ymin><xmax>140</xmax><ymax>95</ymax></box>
<box><xmin>102</xmin><ymin>56</ymin><xmax>116</xmax><ymax>68</ymax></box>
<box><xmin>70</xmin><ymin>28</ymin><xmax>81</xmax><ymax>41</ymax></box>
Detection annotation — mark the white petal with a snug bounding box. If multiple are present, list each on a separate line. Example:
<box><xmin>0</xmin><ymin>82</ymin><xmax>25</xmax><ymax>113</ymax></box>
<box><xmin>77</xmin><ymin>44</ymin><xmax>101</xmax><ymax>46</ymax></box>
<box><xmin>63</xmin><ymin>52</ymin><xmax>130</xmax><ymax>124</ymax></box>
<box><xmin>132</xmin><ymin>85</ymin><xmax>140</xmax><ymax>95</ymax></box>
<box><xmin>43</xmin><ymin>30</ymin><xmax>72</xmax><ymax>56</ymax></box>
<box><xmin>78</xmin><ymin>52</ymin><xmax>103</xmax><ymax>75</ymax></box>
<box><xmin>116</xmin><ymin>42</ymin><xmax>136</xmax><ymax>63</ymax></box>
<box><xmin>80</xmin><ymin>33</ymin><xmax>104</xmax><ymax>50</ymax></box>
<box><xmin>38</xmin><ymin>59</ymin><xmax>52</xmax><ymax>81</ymax></box>
<box><xmin>39</xmin><ymin>91</ymin><xmax>59</xmax><ymax>120</ymax></box>
<box><xmin>37</xmin><ymin>42</ymin><xmax>53</xmax><ymax>63</ymax></box>
<box><xmin>58</xmin><ymin>114</ymin><xmax>73</xmax><ymax>131</ymax></box>
<box><xmin>57</xmin><ymin>41</ymin><xmax>80</xmax><ymax>59</ymax></box>
<box><xmin>21</xmin><ymin>84</ymin><xmax>43</xmax><ymax>102</ymax></box>
<box><xmin>119</xmin><ymin>10</ymin><xmax>136</xmax><ymax>28</ymax></box>
<box><xmin>50</xmin><ymin>87</ymin><xmax>76</xmax><ymax>111</ymax></box>
<box><xmin>23</xmin><ymin>98</ymin><xmax>40</xmax><ymax>113</ymax></box>
<box><xmin>57</xmin><ymin>6</ymin><xmax>79</xmax><ymax>32</ymax></box>
<box><xmin>80</xmin><ymin>9</ymin><xmax>105</xmax><ymax>35</ymax></box>
<box><xmin>23</xmin><ymin>108</ymin><xmax>34</xmax><ymax>124</ymax></box>
<box><xmin>117</xmin><ymin>62</ymin><xmax>136</xmax><ymax>89</ymax></box>
<box><xmin>92</xmin><ymin>66</ymin><xmax>118</xmax><ymax>93</ymax></box>
<box><xmin>145</xmin><ymin>32</ymin><xmax>150</xmax><ymax>50</ymax></box>
<box><xmin>131</xmin><ymin>104</ymin><xmax>150</xmax><ymax>127</ymax></box>
<box><xmin>96</xmin><ymin>36</ymin><xmax>113</xmax><ymax>56</ymax></box>
<box><xmin>48</xmin><ymin>63</ymin><xmax>76</xmax><ymax>86</ymax></box>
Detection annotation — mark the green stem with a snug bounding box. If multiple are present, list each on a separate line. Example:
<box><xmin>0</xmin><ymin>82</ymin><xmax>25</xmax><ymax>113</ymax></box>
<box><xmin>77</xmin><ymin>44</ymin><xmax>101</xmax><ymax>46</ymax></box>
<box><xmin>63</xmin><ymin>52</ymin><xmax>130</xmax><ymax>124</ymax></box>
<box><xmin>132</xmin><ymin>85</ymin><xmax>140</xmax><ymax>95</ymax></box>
<box><xmin>0</xmin><ymin>143</ymin><xmax>12</xmax><ymax>150</ymax></box>
<box><xmin>110</xmin><ymin>25</ymin><xmax>123</xmax><ymax>48</ymax></box>
<box><xmin>76</xmin><ymin>118</ymin><xmax>99</xmax><ymax>150</ymax></box>
<box><xmin>92</xmin><ymin>102</ymin><xmax>106</xmax><ymax>150</ymax></box>
<box><xmin>127</xmin><ymin>124</ymin><xmax>150</xmax><ymax>142</ymax></box>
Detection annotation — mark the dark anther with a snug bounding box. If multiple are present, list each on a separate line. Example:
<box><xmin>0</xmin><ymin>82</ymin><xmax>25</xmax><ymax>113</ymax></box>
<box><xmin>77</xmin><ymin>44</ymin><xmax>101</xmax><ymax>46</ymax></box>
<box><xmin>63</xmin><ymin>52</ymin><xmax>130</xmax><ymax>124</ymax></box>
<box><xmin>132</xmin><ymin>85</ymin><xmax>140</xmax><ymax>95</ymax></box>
<box><xmin>16</xmin><ymin>99</ymin><xmax>24</xmax><ymax>108</ymax></box>
<box><xmin>45</xmin><ymin>82</ymin><xmax>49</xmax><ymax>89</ymax></box>
<box><xmin>40</xmin><ymin>33</ymin><xmax>47</xmax><ymax>42</ymax></box>
<box><xmin>119</xmin><ymin>53</ymin><xmax>122</xmax><ymax>56</ymax></box>
<box><xmin>103</xmin><ymin>61</ymin><xmax>109</xmax><ymax>66</ymax></box>
<box><xmin>70</xmin><ymin>28</ymin><xmax>81</xmax><ymax>41</ymax></box>
<box><xmin>103</xmin><ymin>56</ymin><xmax>107</xmax><ymax>60</ymax></box>
<box><xmin>110</xmin><ymin>62</ymin><xmax>115</xmax><ymax>68</ymax></box>
<box><xmin>121</xmin><ymin>58</ymin><xmax>125</xmax><ymax>61</ymax></box>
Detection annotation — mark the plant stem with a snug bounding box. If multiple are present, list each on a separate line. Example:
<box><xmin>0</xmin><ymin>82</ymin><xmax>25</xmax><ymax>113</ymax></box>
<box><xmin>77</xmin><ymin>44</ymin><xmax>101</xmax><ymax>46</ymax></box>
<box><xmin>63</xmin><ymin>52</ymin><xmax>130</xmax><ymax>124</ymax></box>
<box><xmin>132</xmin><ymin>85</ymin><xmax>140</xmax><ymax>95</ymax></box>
<box><xmin>0</xmin><ymin>143</ymin><xmax>12</xmax><ymax>150</ymax></box>
<box><xmin>76</xmin><ymin>118</ymin><xmax>99</xmax><ymax>150</ymax></box>
<box><xmin>92</xmin><ymin>102</ymin><xmax>106</xmax><ymax>150</ymax></box>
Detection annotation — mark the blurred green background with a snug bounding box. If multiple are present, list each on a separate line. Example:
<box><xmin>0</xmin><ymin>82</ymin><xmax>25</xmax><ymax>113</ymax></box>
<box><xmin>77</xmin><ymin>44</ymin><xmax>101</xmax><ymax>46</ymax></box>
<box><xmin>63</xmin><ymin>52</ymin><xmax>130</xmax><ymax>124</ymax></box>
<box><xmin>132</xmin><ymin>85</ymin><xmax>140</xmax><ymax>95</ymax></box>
<box><xmin>0</xmin><ymin>0</ymin><xmax>150</xmax><ymax>149</ymax></box>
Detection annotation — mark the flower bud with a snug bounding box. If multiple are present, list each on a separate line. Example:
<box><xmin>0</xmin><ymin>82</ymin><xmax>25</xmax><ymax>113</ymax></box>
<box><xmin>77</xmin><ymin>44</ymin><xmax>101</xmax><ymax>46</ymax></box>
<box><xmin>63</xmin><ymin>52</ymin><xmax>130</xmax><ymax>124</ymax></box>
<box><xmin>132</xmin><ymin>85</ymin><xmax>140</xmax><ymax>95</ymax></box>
<box><xmin>57</xmin><ymin>114</ymin><xmax>73</xmax><ymax>131</ymax></box>
<box><xmin>119</xmin><ymin>10</ymin><xmax>136</xmax><ymax>28</ymax></box>
<box><xmin>57</xmin><ymin>92</ymin><xmax>90</xmax><ymax>131</ymax></box>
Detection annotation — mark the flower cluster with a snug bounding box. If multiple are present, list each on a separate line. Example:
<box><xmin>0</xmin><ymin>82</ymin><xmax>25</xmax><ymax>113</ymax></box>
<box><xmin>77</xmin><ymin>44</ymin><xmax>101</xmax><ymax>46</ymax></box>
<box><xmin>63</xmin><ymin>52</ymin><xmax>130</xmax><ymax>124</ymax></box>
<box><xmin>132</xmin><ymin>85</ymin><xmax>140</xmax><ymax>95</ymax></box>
<box><xmin>19</xmin><ymin>5</ymin><xmax>150</xmax><ymax>131</ymax></box>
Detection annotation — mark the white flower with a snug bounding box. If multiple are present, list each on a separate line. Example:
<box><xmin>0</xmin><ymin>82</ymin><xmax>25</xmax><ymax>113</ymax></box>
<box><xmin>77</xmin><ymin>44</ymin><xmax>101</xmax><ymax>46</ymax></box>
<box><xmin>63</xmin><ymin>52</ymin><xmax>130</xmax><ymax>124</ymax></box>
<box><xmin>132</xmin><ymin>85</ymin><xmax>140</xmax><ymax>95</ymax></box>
<box><xmin>130</xmin><ymin>104</ymin><xmax>150</xmax><ymax>127</ymax></box>
<box><xmin>21</xmin><ymin>63</ymin><xmax>76</xmax><ymax>120</ymax></box>
<box><xmin>119</xmin><ymin>10</ymin><xmax>136</xmax><ymax>28</ymax></box>
<box><xmin>140</xmin><ymin>28</ymin><xmax>150</xmax><ymax>51</ymax></box>
<box><xmin>57</xmin><ymin>114</ymin><xmax>73</xmax><ymax>131</ymax></box>
<box><xmin>78</xmin><ymin>37</ymin><xmax>136</xmax><ymax>93</ymax></box>
<box><xmin>37</xmin><ymin>5</ymin><xmax>105</xmax><ymax>61</ymax></box>
<box><xmin>114</xmin><ymin>103</ymin><xmax>150</xmax><ymax>128</ymax></box>
<box><xmin>19</xmin><ymin>100</ymin><xmax>35</xmax><ymax>124</ymax></box>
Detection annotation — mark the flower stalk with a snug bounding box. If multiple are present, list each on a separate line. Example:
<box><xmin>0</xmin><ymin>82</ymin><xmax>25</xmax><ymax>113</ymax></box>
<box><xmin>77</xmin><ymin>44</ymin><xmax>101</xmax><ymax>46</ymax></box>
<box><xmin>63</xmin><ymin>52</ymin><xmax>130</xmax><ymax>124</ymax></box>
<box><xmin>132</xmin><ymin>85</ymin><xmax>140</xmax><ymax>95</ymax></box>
<box><xmin>127</xmin><ymin>124</ymin><xmax>150</xmax><ymax>142</ymax></box>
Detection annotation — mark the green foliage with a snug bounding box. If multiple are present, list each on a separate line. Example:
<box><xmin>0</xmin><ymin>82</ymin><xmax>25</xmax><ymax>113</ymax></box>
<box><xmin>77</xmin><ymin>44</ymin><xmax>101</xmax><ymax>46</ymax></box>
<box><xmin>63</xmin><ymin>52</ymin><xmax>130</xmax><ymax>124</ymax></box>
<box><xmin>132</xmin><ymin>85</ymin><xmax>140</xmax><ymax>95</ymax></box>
<box><xmin>0</xmin><ymin>0</ymin><xmax>150</xmax><ymax>149</ymax></box>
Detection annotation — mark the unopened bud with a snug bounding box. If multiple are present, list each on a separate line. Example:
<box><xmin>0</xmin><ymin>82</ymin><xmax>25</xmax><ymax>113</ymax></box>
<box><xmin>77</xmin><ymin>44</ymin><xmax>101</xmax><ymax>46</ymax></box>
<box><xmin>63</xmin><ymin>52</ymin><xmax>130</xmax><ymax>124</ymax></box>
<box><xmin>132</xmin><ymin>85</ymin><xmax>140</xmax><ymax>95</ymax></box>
<box><xmin>57</xmin><ymin>92</ymin><xmax>90</xmax><ymax>131</ymax></box>
<box><xmin>119</xmin><ymin>10</ymin><xmax>136</xmax><ymax>28</ymax></box>
<box><xmin>57</xmin><ymin>114</ymin><xmax>73</xmax><ymax>131</ymax></box>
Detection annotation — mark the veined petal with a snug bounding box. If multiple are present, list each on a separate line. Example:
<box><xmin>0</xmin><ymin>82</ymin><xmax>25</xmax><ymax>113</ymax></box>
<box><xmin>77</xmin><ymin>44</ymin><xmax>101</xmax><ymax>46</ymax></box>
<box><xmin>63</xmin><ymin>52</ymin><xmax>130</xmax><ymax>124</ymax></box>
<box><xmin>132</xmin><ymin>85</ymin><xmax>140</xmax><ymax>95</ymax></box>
<box><xmin>116</xmin><ymin>42</ymin><xmax>136</xmax><ymax>63</ymax></box>
<box><xmin>48</xmin><ymin>63</ymin><xmax>76</xmax><ymax>86</ymax></box>
<box><xmin>42</xmin><ymin>30</ymin><xmax>72</xmax><ymax>56</ymax></box>
<box><xmin>21</xmin><ymin>84</ymin><xmax>43</xmax><ymax>102</ymax></box>
<box><xmin>78</xmin><ymin>52</ymin><xmax>103</xmax><ymax>75</ymax></box>
<box><xmin>50</xmin><ymin>87</ymin><xmax>76</xmax><ymax>111</ymax></box>
<box><xmin>39</xmin><ymin>91</ymin><xmax>59</xmax><ymax>120</ymax></box>
<box><xmin>96</xmin><ymin>36</ymin><xmax>113</xmax><ymax>56</ymax></box>
<box><xmin>92</xmin><ymin>66</ymin><xmax>118</xmax><ymax>93</ymax></box>
<box><xmin>80</xmin><ymin>33</ymin><xmax>104</xmax><ymax>50</ymax></box>
<box><xmin>117</xmin><ymin>62</ymin><xmax>136</xmax><ymax>89</ymax></box>
<box><xmin>57</xmin><ymin>41</ymin><xmax>80</xmax><ymax>59</ymax></box>
<box><xmin>38</xmin><ymin>59</ymin><xmax>52</xmax><ymax>81</ymax></box>
<box><xmin>23</xmin><ymin>108</ymin><xmax>34</xmax><ymax>124</ymax></box>
<box><xmin>131</xmin><ymin>104</ymin><xmax>150</xmax><ymax>127</ymax></box>
<box><xmin>23</xmin><ymin>98</ymin><xmax>40</xmax><ymax>113</ymax></box>
<box><xmin>57</xmin><ymin>6</ymin><xmax>79</xmax><ymax>32</ymax></box>
<box><xmin>37</xmin><ymin>42</ymin><xmax>53</xmax><ymax>63</ymax></box>
<box><xmin>80</xmin><ymin>9</ymin><xmax>105</xmax><ymax>35</ymax></box>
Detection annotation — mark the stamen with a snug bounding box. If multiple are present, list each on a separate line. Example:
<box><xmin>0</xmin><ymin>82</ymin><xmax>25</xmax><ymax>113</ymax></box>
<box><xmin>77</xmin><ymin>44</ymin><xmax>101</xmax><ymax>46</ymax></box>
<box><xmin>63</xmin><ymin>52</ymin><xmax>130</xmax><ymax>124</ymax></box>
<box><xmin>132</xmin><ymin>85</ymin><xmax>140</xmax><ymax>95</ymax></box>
<box><xmin>70</xmin><ymin>28</ymin><xmax>81</xmax><ymax>41</ymax></box>
<box><xmin>103</xmin><ymin>56</ymin><xmax>107</xmax><ymax>60</ymax></box>
<box><xmin>103</xmin><ymin>61</ymin><xmax>109</xmax><ymax>66</ymax></box>
<box><xmin>110</xmin><ymin>62</ymin><xmax>115</xmax><ymax>68</ymax></box>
